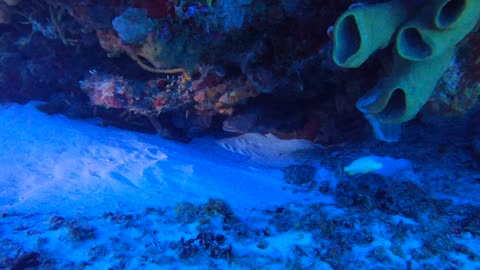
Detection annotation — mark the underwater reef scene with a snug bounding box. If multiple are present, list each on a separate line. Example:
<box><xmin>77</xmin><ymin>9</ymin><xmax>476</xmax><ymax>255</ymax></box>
<box><xmin>0</xmin><ymin>0</ymin><xmax>480</xmax><ymax>269</ymax></box>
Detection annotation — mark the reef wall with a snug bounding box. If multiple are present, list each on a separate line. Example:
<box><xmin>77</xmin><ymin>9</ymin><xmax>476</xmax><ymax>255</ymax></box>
<box><xmin>0</xmin><ymin>0</ymin><xmax>478</xmax><ymax>142</ymax></box>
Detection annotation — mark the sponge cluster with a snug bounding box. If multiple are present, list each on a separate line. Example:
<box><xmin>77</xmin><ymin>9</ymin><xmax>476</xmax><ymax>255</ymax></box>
<box><xmin>332</xmin><ymin>0</ymin><xmax>480</xmax><ymax>126</ymax></box>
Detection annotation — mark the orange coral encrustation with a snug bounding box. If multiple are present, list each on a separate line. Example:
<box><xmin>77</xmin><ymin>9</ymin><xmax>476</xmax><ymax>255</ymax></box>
<box><xmin>96</xmin><ymin>30</ymin><xmax>185</xmax><ymax>75</ymax></box>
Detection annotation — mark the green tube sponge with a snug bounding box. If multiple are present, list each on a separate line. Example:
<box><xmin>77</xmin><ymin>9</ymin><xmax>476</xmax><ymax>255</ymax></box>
<box><xmin>332</xmin><ymin>0</ymin><xmax>408</xmax><ymax>68</ymax></box>
<box><xmin>396</xmin><ymin>0</ymin><xmax>480</xmax><ymax>61</ymax></box>
<box><xmin>356</xmin><ymin>48</ymin><xmax>455</xmax><ymax>124</ymax></box>
<box><xmin>434</xmin><ymin>0</ymin><xmax>470</xmax><ymax>29</ymax></box>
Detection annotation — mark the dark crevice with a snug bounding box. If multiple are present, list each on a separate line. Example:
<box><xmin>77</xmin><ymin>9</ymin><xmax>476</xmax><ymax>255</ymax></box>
<box><xmin>437</xmin><ymin>0</ymin><xmax>466</xmax><ymax>28</ymax></box>
<box><xmin>398</xmin><ymin>27</ymin><xmax>432</xmax><ymax>60</ymax></box>
<box><xmin>377</xmin><ymin>88</ymin><xmax>406</xmax><ymax>121</ymax></box>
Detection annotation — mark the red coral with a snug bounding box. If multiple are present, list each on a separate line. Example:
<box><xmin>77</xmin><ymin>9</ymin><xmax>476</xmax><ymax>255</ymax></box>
<box><xmin>154</xmin><ymin>96</ymin><xmax>167</xmax><ymax>108</ymax></box>
<box><xmin>156</xmin><ymin>79</ymin><xmax>168</xmax><ymax>89</ymax></box>
<box><xmin>80</xmin><ymin>74</ymin><xmax>131</xmax><ymax>109</ymax></box>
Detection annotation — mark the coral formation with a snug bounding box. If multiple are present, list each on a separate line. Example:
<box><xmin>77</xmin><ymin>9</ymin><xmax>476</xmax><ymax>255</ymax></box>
<box><xmin>79</xmin><ymin>72</ymin><xmax>191</xmax><ymax>115</ymax></box>
<box><xmin>96</xmin><ymin>30</ymin><xmax>186</xmax><ymax>74</ymax></box>
<box><xmin>112</xmin><ymin>8</ymin><xmax>155</xmax><ymax>44</ymax></box>
<box><xmin>0</xmin><ymin>0</ymin><xmax>478</xmax><ymax>143</ymax></box>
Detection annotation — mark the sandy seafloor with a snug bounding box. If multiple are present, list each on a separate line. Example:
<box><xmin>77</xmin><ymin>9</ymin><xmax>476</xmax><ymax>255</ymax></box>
<box><xmin>0</xmin><ymin>102</ymin><xmax>479</xmax><ymax>269</ymax></box>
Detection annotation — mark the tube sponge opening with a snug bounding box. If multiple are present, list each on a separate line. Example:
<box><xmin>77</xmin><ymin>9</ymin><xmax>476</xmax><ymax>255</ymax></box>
<box><xmin>435</xmin><ymin>0</ymin><xmax>467</xmax><ymax>29</ymax></box>
<box><xmin>397</xmin><ymin>27</ymin><xmax>433</xmax><ymax>61</ymax></box>
<box><xmin>332</xmin><ymin>0</ymin><xmax>408</xmax><ymax>68</ymax></box>
<box><xmin>397</xmin><ymin>0</ymin><xmax>480</xmax><ymax>61</ymax></box>
<box><xmin>357</xmin><ymin>48</ymin><xmax>455</xmax><ymax>124</ymax></box>
<box><xmin>333</xmin><ymin>14</ymin><xmax>361</xmax><ymax>66</ymax></box>
<box><xmin>376</xmin><ymin>88</ymin><xmax>407</xmax><ymax>121</ymax></box>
